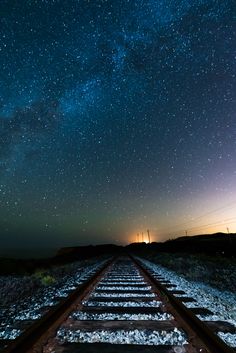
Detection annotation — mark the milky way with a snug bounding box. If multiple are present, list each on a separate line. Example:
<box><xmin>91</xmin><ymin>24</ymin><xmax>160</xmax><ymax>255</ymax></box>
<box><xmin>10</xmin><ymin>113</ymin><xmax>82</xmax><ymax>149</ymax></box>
<box><xmin>0</xmin><ymin>0</ymin><xmax>236</xmax><ymax>252</ymax></box>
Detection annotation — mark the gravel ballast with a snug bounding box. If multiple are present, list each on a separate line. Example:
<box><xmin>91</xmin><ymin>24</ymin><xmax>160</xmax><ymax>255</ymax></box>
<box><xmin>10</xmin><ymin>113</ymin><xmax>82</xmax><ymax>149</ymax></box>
<box><xmin>57</xmin><ymin>327</ymin><xmax>188</xmax><ymax>345</ymax></box>
<box><xmin>91</xmin><ymin>292</ymin><xmax>156</xmax><ymax>298</ymax></box>
<box><xmin>83</xmin><ymin>300</ymin><xmax>161</xmax><ymax>307</ymax></box>
<box><xmin>0</xmin><ymin>258</ymin><xmax>109</xmax><ymax>340</ymax></box>
<box><xmin>97</xmin><ymin>286</ymin><xmax>151</xmax><ymax>290</ymax></box>
<box><xmin>138</xmin><ymin>257</ymin><xmax>236</xmax><ymax>347</ymax></box>
<box><xmin>71</xmin><ymin>311</ymin><xmax>173</xmax><ymax>320</ymax></box>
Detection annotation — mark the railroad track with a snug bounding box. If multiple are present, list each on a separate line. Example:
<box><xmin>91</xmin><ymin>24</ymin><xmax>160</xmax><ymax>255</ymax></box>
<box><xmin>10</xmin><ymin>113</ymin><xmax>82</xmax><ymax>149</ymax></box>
<box><xmin>1</xmin><ymin>256</ymin><xmax>235</xmax><ymax>353</ymax></box>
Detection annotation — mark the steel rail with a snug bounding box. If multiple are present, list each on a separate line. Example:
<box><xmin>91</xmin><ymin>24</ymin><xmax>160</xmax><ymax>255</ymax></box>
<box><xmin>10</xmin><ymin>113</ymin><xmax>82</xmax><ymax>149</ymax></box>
<box><xmin>132</xmin><ymin>256</ymin><xmax>235</xmax><ymax>353</ymax></box>
<box><xmin>2</xmin><ymin>255</ymin><xmax>235</xmax><ymax>353</ymax></box>
<box><xmin>2</xmin><ymin>257</ymin><xmax>115</xmax><ymax>353</ymax></box>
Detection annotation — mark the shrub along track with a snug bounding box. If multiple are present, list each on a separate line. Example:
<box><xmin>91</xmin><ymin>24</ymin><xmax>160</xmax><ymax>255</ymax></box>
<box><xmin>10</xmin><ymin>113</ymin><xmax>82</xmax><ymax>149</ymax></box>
<box><xmin>1</xmin><ymin>256</ymin><xmax>235</xmax><ymax>353</ymax></box>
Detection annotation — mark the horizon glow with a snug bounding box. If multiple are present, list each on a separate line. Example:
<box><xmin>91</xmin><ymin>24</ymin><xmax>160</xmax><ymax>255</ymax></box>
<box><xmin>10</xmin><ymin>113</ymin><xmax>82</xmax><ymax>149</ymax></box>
<box><xmin>0</xmin><ymin>0</ymin><xmax>235</xmax><ymax>254</ymax></box>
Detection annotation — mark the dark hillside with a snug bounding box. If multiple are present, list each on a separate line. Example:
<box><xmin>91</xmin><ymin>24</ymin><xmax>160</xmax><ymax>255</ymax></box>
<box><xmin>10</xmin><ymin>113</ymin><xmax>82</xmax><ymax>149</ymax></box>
<box><xmin>127</xmin><ymin>233</ymin><xmax>236</xmax><ymax>257</ymax></box>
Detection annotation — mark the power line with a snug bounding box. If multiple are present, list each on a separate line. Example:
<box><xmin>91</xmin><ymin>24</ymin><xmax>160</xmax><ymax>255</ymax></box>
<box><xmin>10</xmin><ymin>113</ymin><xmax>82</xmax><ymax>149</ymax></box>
<box><xmin>188</xmin><ymin>220</ymin><xmax>236</xmax><ymax>233</ymax></box>
<box><xmin>152</xmin><ymin>200</ymin><xmax>236</xmax><ymax>233</ymax></box>
<box><xmin>175</xmin><ymin>218</ymin><xmax>236</xmax><ymax>235</ymax></box>
<box><xmin>177</xmin><ymin>217</ymin><xmax>236</xmax><ymax>233</ymax></box>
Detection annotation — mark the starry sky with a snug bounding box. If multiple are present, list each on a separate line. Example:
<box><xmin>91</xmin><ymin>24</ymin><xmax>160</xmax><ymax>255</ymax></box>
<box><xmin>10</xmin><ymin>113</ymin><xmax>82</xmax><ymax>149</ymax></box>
<box><xmin>0</xmin><ymin>0</ymin><xmax>236</xmax><ymax>255</ymax></box>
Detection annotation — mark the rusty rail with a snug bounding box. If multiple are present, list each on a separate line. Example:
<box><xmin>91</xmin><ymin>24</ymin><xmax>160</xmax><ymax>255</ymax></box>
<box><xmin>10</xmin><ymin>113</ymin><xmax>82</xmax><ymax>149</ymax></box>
<box><xmin>132</xmin><ymin>256</ymin><xmax>235</xmax><ymax>353</ymax></box>
<box><xmin>1</xmin><ymin>255</ymin><xmax>235</xmax><ymax>353</ymax></box>
<box><xmin>2</xmin><ymin>257</ymin><xmax>115</xmax><ymax>353</ymax></box>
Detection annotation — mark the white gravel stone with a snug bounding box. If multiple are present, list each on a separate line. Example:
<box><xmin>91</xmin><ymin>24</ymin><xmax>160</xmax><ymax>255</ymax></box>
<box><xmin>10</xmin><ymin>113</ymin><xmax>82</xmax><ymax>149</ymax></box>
<box><xmin>182</xmin><ymin>302</ymin><xmax>199</xmax><ymax>308</ymax></box>
<box><xmin>97</xmin><ymin>286</ymin><xmax>151</xmax><ymax>290</ymax></box>
<box><xmin>0</xmin><ymin>327</ymin><xmax>21</xmax><ymax>339</ymax></box>
<box><xmin>71</xmin><ymin>311</ymin><xmax>173</xmax><ymax>320</ymax></box>
<box><xmin>218</xmin><ymin>332</ymin><xmax>236</xmax><ymax>347</ymax></box>
<box><xmin>104</xmin><ymin>276</ymin><xmax>144</xmax><ymax>284</ymax></box>
<box><xmin>92</xmin><ymin>292</ymin><xmax>155</xmax><ymax>298</ymax></box>
<box><xmin>15</xmin><ymin>309</ymin><xmax>42</xmax><ymax>320</ymax></box>
<box><xmin>0</xmin><ymin>258</ymin><xmax>110</xmax><ymax>341</ymax></box>
<box><xmin>138</xmin><ymin>257</ymin><xmax>236</xmax><ymax>343</ymax></box>
<box><xmin>83</xmin><ymin>300</ymin><xmax>161</xmax><ymax>307</ymax></box>
<box><xmin>104</xmin><ymin>274</ymin><xmax>141</xmax><ymax>276</ymax></box>
<box><xmin>100</xmin><ymin>281</ymin><xmax>146</xmax><ymax>285</ymax></box>
<box><xmin>57</xmin><ymin>327</ymin><xmax>188</xmax><ymax>345</ymax></box>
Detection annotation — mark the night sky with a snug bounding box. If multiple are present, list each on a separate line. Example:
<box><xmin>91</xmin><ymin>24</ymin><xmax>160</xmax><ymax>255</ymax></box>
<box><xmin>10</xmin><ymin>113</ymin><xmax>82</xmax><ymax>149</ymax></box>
<box><xmin>0</xmin><ymin>0</ymin><xmax>236</xmax><ymax>255</ymax></box>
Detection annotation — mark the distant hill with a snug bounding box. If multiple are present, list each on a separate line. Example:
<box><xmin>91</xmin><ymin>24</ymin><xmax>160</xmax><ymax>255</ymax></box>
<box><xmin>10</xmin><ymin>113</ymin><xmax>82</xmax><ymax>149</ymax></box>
<box><xmin>56</xmin><ymin>244</ymin><xmax>122</xmax><ymax>261</ymax></box>
<box><xmin>57</xmin><ymin>233</ymin><xmax>236</xmax><ymax>260</ymax></box>
<box><xmin>169</xmin><ymin>232</ymin><xmax>233</xmax><ymax>242</ymax></box>
<box><xmin>0</xmin><ymin>233</ymin><xmax>235</xmax><ymax>275</ymax></box>
<box><xmin>0</xmin><ymin>244</ymin><xmax>123</xmax><ymax>275</ymax></box>
<box><xmin>127</xmin><ymin>232</ymin><xmax>236</xmax><ymax>256</ymax></box>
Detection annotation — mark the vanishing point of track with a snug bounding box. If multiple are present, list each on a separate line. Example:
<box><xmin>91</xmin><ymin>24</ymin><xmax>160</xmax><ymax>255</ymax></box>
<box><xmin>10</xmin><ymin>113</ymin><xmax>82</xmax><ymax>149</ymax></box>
<box><xmin>2</xmin><ymin>256</ymin><xmax>235</xmax><ymax>353</ymax></box>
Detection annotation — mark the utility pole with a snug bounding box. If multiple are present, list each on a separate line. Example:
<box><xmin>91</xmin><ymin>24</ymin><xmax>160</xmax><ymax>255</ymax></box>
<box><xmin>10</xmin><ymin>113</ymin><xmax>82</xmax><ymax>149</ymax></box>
<box><xmin>227</xmin><ymin>227</ymin><xmax>230</xmax><ymax>234</ymax></box>
<box><xmin>137</xmin><ymin>233</ymin><xmax>139</xmax><ymax>243</ymax></box>
<box><xmin>185</xmin><ymin>230</ymin><xmax>188</xmax><ymax>237</ymax></box>
<box><xmin>147</xmin><ymin>229</ymin><xmax>150</xmax><ymax>243</ymax></box>
<box><xmin>142</xmin><ymin>232</ymin><xmax>144</xmax><ymax>242</ymax></box>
